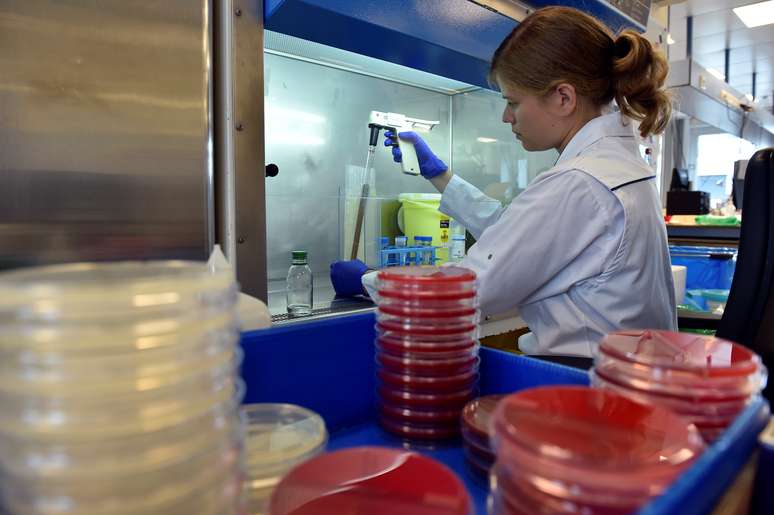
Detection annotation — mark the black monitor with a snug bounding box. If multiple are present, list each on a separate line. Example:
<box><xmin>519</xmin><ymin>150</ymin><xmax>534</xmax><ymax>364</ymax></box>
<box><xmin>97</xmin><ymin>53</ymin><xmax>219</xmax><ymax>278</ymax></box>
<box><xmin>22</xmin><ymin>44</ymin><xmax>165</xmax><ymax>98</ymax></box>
<box><xmin>669</xmin><ymin>168</ymin><xmax>690</xmax><ymax>191</ymax></box>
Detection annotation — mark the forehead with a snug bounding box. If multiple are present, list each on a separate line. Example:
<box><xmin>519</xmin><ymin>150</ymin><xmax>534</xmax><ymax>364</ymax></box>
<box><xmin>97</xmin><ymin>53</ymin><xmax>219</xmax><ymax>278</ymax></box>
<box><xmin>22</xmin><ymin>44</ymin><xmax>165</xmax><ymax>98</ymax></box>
<box><xmin>498</xmin><ymin>80</ymin><xmax>529</xmax><ymax>100</ymax></box>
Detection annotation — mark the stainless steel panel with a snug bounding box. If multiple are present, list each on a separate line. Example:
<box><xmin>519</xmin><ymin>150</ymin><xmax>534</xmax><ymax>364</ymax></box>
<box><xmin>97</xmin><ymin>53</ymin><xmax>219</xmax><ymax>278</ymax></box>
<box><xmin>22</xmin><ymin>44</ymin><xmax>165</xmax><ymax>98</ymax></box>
<box><xmin>215</xmin><ymin>0</ymin><xmax>267</xmax><ymax>301</ymax></box>
<box><xmin>0</xmin><ymin>0</ymin><xmax>213</xmax><ymax>270</ymax></box>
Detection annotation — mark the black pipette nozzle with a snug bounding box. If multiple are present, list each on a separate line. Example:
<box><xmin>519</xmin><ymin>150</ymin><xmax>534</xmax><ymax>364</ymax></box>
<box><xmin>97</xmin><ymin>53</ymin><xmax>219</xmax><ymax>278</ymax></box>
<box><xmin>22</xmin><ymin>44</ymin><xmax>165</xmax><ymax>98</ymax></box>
<box><xmin>368</xmin><ymin>123</ymin><xmax>382</xmax><ymax>147</ymax></box>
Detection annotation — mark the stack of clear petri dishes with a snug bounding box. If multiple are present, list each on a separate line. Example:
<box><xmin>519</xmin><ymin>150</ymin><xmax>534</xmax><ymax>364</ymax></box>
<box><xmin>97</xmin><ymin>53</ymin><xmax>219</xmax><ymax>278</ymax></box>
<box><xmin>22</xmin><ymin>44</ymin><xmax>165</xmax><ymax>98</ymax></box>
<box><xmin>592</xmin><ymin>329</ymin><xmax>768</xmax><ymax>443</ymax></box>
<box><xmin>489</xmin><ymin>386</ymin><xmax>705</xmax><ymax>515</ymax></box>
<box><xmin>0</xmin><ymin>261</ymin><xmax>245</xmax><ymax>515</ymax></box>
<box><xmin>374</xmin><ymin>266</ymin><xmax>479</xmax><ymax>442</ymax></box>
<box><xmin>269</xmin><ymin>446</ymin><xmax>473</xmax><ymax>515</ymax></box>
<box><xmin>241</xmin><ymin>403</ymin><xmax>327</xmax><ymax>514</ymax></box>
<box><xmin>461</xmin><ymin>395</ymin><xmax>503</xmax><ymax>480</ymax></box>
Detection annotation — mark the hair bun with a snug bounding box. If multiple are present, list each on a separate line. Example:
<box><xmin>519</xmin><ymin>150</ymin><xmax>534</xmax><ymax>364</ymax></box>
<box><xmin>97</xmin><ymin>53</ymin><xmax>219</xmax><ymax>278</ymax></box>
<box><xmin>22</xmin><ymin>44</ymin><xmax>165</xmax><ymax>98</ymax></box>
<box><xmin>611</xmin><ymin>30</ymin><xmax>671</xmax><ymax>137</ymax></box>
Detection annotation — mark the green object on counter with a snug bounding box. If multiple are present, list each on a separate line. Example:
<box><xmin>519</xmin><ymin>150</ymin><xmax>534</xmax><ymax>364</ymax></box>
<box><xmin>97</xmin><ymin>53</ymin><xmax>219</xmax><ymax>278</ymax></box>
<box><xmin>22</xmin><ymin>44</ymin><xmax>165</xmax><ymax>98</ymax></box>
<box><xmin>694</xmin><ymin>215</ymin><xmax>740</xmax><ymax>225</ymax></box>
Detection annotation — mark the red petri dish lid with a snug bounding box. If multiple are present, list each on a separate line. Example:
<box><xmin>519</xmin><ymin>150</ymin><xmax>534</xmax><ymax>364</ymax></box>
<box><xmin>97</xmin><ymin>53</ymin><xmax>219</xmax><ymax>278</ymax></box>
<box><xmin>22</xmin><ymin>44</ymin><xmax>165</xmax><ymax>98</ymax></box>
<box><xmin>379</xmin><ymin>415</ymin><xmax>462</xmax><ymax>441</ymax></box>
<box><xmin>599</xmin><ymin>330</ymin><xmax>761</xmax><ymax>377</ymax></box>
<box><xmin>378</xmin><ymin>303</ymin><xmax>478</xmax><ymax>319</ymax></box>
<box><xmin>269</xmin><ymin>446</ymin><xmax>472</xmax><ymax>515</ymax></box>
<box><xmin>462</xmin><ymin>395</ymin><xmax>505</xmax><ymax>441</ymax></box>
<box><xmin>379</xmin><ymin>403</ymin><xmax>464</xmax><ymax>424</ymax></box>
<box><xmin>377</xmin><ymin>384</ymin><xmax>477</xmax><ymax>408</ymax></box>
<box><xmin>377</xmin><ymin>265</ymin><xmax>476</xmax><ymax>284</ymax></box>
<box><xmin>376</xmin><ymin>337</ymin><xmax>478</xmax><ymax>358</ymax></box>
<box><xmin>377</xmin><ymin>321</ymin><xmax>477</xmax><ymax>337</ymax></box>
<box><xmin>378</xmin><ymin>289</ymin><xmax>477</xmax><ymax>302</ymax></box>
<box><xmin>492</xmin><ymin>386</ymin><xmax>704</xmax><ymax>472</ymax></box>
<box><xmin>376</xmin><ymin>351</ymin><xmax>479</xmax><ymax>376</ymax></box>
<box><xmin>378</xmin><ymin>367</ymin><xmax>479</xmax><ymax>393</ymax></box>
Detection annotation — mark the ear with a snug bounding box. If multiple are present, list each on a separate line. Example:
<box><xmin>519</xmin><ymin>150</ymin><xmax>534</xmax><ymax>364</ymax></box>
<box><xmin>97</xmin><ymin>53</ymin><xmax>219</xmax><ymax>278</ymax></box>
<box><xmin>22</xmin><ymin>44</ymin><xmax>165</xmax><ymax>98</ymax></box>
<box><xmin>549</xmin><ymin>83</ymin><xmax>577</xmax><ymax>116</ymax></box>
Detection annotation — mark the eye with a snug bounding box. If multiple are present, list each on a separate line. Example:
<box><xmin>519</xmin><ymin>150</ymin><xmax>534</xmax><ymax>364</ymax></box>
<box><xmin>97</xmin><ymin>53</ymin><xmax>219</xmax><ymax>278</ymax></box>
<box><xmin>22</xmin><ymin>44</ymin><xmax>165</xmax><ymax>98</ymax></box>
<box><xmin>507</xmin><ymin>101</ymin><xmax>519</xmax><ymax>109</ymax></box>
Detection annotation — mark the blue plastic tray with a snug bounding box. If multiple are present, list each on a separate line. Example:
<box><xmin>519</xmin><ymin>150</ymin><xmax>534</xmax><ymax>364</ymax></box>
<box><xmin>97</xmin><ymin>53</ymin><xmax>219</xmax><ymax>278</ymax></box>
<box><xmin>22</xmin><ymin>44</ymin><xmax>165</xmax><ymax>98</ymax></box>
<box><xmin>240</xmin><ymin>312</ymin><xmax>770</xmax><ymax>515</ymax></box>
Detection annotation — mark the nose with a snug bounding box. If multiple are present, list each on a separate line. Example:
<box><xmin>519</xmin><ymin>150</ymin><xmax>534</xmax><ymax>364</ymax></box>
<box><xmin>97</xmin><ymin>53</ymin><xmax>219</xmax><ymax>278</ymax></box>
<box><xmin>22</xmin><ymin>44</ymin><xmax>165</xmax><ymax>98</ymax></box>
<box><xmin>502</xmin><ymin>105</ymin><xmax>514</xmax><ymax>124</ymax></box>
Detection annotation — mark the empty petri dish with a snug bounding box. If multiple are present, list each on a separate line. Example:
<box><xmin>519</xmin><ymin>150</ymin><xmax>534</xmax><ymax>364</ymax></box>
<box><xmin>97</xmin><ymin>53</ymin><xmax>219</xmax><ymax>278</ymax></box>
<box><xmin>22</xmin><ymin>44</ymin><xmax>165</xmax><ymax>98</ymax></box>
<box><xmin>269</xmin><ymin>446</ymin><xmax>472</xmax><ymax>514</ymax></box>
<box><xmin>241</xmin><ymin>403</ymin><xmax>327</xmax><ymax>481</ymax></box>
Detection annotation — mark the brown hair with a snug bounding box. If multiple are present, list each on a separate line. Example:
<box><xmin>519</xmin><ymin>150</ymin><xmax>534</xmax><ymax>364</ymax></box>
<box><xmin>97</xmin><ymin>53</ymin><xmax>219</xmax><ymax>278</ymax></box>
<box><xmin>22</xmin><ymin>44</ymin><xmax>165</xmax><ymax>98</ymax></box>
<box><xmin>489</xmin><ymin>6</ymin><xmax>671</xmax><ymax>138</ymax></box>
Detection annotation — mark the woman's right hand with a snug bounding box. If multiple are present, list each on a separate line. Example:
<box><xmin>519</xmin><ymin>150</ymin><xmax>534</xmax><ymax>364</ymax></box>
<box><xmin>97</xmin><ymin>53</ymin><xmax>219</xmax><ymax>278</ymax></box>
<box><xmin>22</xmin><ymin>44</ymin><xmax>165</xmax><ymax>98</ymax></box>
<box><xmin>384</xmin><ymin>131</ymin><xmax>448</xmax><ymax>179</ymax></box>
<box><xmin>383</xmin><ymin>131</ymin><xmax>453</xmax><ymax>192</ymax></box>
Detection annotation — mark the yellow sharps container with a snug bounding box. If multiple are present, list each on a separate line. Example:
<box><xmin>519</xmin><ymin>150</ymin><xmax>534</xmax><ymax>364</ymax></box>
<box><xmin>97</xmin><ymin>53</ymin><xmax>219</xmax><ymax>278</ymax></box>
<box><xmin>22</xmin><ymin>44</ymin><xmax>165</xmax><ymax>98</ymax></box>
<box><xmin>397</xmin><ymin>193</ymin><xmax>450</xmax><ymax>264</ymax></box>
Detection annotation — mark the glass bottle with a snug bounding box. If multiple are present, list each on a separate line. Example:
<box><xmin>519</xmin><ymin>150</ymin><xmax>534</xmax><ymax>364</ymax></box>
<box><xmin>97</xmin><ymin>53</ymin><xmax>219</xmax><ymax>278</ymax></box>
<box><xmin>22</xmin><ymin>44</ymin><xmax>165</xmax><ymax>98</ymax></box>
<box><xmin>286</xmin><ymin>250</ymin><xmax>313</xmax><ymax>317</ymax></box>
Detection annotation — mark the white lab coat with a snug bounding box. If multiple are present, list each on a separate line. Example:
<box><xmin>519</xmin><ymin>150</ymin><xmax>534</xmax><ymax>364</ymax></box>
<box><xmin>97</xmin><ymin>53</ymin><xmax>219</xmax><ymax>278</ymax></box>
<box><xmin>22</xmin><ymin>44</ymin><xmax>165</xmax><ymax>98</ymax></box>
<box><xmin>440</xmin><ymin>112</ymin><xmax>677</xmax><ymax>357</ymax></box>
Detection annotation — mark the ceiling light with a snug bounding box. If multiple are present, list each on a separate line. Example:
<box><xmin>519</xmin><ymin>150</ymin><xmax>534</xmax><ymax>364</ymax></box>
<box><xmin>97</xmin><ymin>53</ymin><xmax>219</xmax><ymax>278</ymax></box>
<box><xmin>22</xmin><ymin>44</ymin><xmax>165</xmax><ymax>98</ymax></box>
<box><xmin>477</xmin><ymin>137</ymin><xmax>497</xmax><ymax>143</ymax></box>
<box><xmin>666</xmin><ymin>34</ymin><xmax>675</xmax><ymax>45</ymax></box>
<box><xmin>706</xmin><ymin>68</ymin><xmax>726</xmax><ymax>81</ymax></box>
<box><xmin>733</xmin><ymin>1</ymin><xmax>774</xmax><ymax>28</ymax></box>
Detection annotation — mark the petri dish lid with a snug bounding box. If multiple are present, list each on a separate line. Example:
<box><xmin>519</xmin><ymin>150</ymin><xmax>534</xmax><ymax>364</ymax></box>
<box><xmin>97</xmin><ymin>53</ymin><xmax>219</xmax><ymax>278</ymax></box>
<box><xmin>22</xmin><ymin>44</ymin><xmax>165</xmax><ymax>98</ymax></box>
<box><xmin>492</xmin><ymin>386</ymin><xmax>704</xmax><ymax>472</ymax></box>
<box><xmin>269</xmin><ymin>446</ymin><xmax>472</xmax><ymax>515</ymax></box>
<box><xmin>378</xmin><ymin>304</ymin><xmax>477</xmax><ymax>319</ymax></box>
<box><xmin>0</xmin><ymin>261</ymin><xmax>236</xmax><ymax>321</ymax></box>
<box><xmin>376</xmin><ymin>321</ymin><xmax>477</xmax><ymax>337</ymax></box>
<box><xmin>379</xmin><ymin>289</ymin><xmax>477</xmax><ymax>302</ymax></box>
<box><xmin>242</xmin><ymin>403</ymin><xmax>327</xmax><ymax>480</ymax></box>
<box><xmin>599</xmin><ymin>330</ymin><xmax>761</xmax><ymax>378</ymax></box>
<box><xmin>377</xmin><ymin>266</ymin><xmax>476</xmax><ymax>286</ymax></box>
<box><xmin>461</xmin><ymin>395</ymin><xmax>505</xmax><ymax>441</ymax></box>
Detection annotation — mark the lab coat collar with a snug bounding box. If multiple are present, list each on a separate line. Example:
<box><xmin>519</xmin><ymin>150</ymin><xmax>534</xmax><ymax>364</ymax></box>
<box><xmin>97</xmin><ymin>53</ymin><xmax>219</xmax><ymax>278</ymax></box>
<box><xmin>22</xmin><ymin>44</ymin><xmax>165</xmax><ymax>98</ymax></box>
<box><xmin>556</xmin><ymin>112</ymin><xmax>636</xmax><ymax>166</ymax></box>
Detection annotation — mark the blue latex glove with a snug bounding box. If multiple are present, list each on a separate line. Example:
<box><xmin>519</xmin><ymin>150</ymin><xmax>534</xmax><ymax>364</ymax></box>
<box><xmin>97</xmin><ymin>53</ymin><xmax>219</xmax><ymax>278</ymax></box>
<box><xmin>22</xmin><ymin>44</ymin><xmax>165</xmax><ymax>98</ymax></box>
<box><xmin>384</xmin><ymin>130</ymin><xmax>448</xmax><ymax>179</ymax></box>
<box><xmin>330</xmin><ymin>259</ymin><xmax>369</xmax><ymax>297</ymax></box>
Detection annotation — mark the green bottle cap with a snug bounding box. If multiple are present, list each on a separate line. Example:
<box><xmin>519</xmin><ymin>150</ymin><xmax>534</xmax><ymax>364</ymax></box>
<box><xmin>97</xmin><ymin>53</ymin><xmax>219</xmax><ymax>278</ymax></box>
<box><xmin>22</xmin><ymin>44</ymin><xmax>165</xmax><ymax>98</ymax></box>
<box><xmin>291</xmin><ymin>250</ymin><xmax>308</xmax><ymax>264</ymax></box>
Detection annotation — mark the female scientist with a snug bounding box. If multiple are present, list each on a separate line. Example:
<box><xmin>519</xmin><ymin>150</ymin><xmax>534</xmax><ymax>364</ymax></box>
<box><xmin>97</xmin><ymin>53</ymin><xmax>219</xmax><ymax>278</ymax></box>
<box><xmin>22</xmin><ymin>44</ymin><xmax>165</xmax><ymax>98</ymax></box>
<box><xmin>331</xmin><ymin>6</ymin><xmax>676</xmax><ymax>358</ymax></box>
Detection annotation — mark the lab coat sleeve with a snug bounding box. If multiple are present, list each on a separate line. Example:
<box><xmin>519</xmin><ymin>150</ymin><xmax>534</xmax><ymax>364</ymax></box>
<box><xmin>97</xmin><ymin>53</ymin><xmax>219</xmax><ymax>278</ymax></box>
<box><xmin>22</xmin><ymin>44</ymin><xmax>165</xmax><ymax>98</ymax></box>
<box><xmin>439</xmin><ymin>175</ymin><xmax>505</xmax><ymax>240</ymax></box>
<box><xmin>462</xmin><ymin>170</ymin><xmax>618</xmax><ymax>318</ymax></box>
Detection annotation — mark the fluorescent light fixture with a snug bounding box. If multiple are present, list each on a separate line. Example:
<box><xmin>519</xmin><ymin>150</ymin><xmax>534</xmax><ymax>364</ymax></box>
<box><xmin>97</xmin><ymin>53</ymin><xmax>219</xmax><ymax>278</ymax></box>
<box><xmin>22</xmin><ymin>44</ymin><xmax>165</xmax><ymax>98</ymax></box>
<box><xmin>666</xmin><ymin>34</ymin><xmax>675</xmax><ymax>45</ymax></box>
<box><xmin>706</xmin><ymin>67</ymin><xmax>726</xmax><ymax>80</ymax></box>
<box><xmin>733</xmin><ymin>1</ymin><xmax>774</xmax><ymax>28</ymax></box>
<box><xmin>476</xmin><ymin>137</ymin><xmax>498</xmax><ymax>143</ymax></box>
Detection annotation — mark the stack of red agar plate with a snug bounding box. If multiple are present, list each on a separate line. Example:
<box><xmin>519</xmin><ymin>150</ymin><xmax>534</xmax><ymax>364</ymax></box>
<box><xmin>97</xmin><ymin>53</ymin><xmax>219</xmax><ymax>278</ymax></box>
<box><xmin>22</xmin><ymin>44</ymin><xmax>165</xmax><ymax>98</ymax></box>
<box><xmin>375</xmin><ymin>266</ymin><xmax>479</xmax><ymax>441</ymax></box>
<box><xmin>593</xmin><ymin>329</ymin><xmax>767</xmax><ymax>443</ymax></box>
<box><xmin>489</xmin><ymin>386</ymin><xmax>705</xmax><ymax>514</ymax></box>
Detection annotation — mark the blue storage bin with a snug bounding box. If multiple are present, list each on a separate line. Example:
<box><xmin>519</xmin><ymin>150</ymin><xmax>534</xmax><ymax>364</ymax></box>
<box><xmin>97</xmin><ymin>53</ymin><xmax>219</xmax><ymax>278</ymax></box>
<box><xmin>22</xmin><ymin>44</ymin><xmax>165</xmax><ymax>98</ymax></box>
<box><xmin>240</xmin><ymin>312</ymin><xmax>769</xmax><ymax>515</ymax></box>
<box><xmin>669</xmin><ymin>245</ymin><xmax>737</xmax><ymax>290</ymax></box>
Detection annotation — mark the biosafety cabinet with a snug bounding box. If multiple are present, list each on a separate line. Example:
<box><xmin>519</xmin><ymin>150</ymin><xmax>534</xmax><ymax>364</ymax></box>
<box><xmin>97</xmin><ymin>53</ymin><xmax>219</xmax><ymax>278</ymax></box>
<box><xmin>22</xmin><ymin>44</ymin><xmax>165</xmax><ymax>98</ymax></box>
<box><xmin>0</xmin><ymin>0</ymin><xmax>652</xmax><ymax>319</ymax></box>
<box><xmin>260</xmin><ymin>0</ymin><xmax>653</xmax><ymax>318</ymax></box>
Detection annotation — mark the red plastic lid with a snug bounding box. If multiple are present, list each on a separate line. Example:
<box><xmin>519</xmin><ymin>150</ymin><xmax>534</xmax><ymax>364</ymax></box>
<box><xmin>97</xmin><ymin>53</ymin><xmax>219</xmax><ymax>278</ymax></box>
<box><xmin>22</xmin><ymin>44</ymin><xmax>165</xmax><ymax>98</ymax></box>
<box><xmin>376</xmin><ymin>351</ymin><xmax>479</xmax><ymax>376</ymax></box>
<box><xmin>379</xmin><ymin>403</ymin><xmax>463</xmax><ymax>424</ymax></box>
<box><xmin>492</xmin><ymin>387</ymin><xmax>704</xmax><ymax>472</ymax></box>
<box><xmin>377</xmin><ymin>266</ymin><xmax>476</xmax><ymax>284</ymax></box>
<box><xmin>379</xmin><ymin>416</ymin><xmax>461</xmax><ymax>441</ymax></box>
<box><xmin>376</xmin><ymin>337</ymin><xmax>478</xmax><ymax>358</ymax></box>
<box><xmin>377</xmin><ymin>384</ymin><xmax>477</xmax><ymax>409</ymax></box>
<box><xmin>378</xmin><ymin>304</ymin><xmax>478</xmax><ymax>319</ymax></box>
<box><xmin>377</xmin><ymin>321</ymin><xmax>477</xmax><ymax>337</ymax></box>
<box><xmin>269</xmin><ymin>447</ymin><xmax>472</xmax><ymax>515</ymax></box>
<box><xmin>599</xmin><ymin>330</ymin><xmax>760</xmax><ymax>377</ymax></box>
<box><xmin>378</xmin><ymin>367</ymin><xmax>478</xmax><ymax>393</ymax></box>
<box><xmin>379</xmin><ymin>289</ymin><xmax>477</xmax><ymax>302</ymax></box>
<box><xmin>461</xmin><ymin>395</ymin><xmax>504</xmax><ymax>441</ymax></box>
